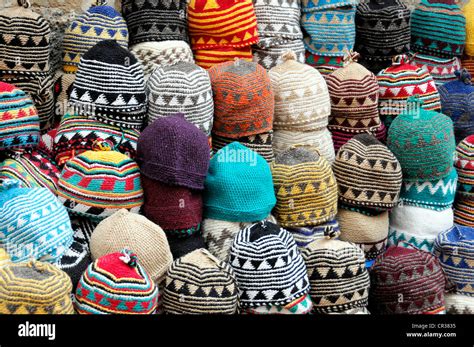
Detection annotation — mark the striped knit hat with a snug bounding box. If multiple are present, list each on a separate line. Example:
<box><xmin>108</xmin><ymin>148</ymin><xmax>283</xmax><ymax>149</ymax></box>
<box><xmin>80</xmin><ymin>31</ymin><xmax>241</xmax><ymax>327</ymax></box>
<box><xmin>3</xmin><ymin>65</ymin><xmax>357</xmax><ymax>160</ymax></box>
<box><xmin>147</xmin><ymin>62</ymin><xmax>214</xmax><ymax>135</ymax></box>
<box><xmin>387</xmin><ymin>96</ymin><xmax>456</xmax><ymax>181</ymax></box>
<box><xmin>330</xmin><ymin>123</ymin><xmax>387</xmax><ymax>154</ymax></box>
<box><xmin>464</xmin><ymin>55</ymin><xmax>474</xmax><ymax>78</ymax></box>
<box><xmin>287</xmin><ymin>219</ymin><xmax>340</xmax><ymax>250</ymax></box>
<box><xmin>121</xmin><ymin>0</ymin><xmax>188</xmax><ymax>45</ymax></box>
<box><xmin>465</xmin><ymin>0</ymin><xmax>474</xmax><ymax>56</ymax></box>
<box><xmin>411</xmin><ymin>0</ymin><xmax>465</xmax><ymax>58</ymax></box>
<box><xmin>69</xmin><ymin>40</ymin><xmax>147</xmax><ymax>130</ymax></box>
<box><xmin>209</xmin><ymin>59</ymin><xmax>274</xmax><ymax>138</ymax></box>
<box><xmin>272</xmin><ymin>145</ymin><xmax>338</xmax><ymax>227</ymax></box>
<box><xmin>369</xmin><ymin>246</ymin><xmax>446</xmax><ymax>314</ymax></box>
<box><xmin>241</xmin><ymin>294</ymin><xmax>313</xmax><ymax>314</ymax></box>
<box><xmin>253</xmin><ymin>0</ymin><xmax>302</xmax><ymax>41</ymax></box>
<box><xmin>455</xmin><ymin>135</ymin><xmax>474</xmax><ymax>198</ymax></box>
<box><xmin>302</xmin><ymin>235</ymin><xmax>371</xmax><ymax>313</ymax></box>
<box><xmin>137</xmin><ymin>114</ymin><xmax>210</xmax><ymax>190</ymax></box>
<box><xmin>445</xmin><ymin>292</ymin><xmax>474</xmax><ymax>314</ymax></box>
<box><xmin>410</xmin><ymin>53</ymin><xmax>461</xmax><ymax>86</ymax></box>
<box><xmin>230</xmin><ymin>221</ymin><xmax>310</xmax><ymax>308</ymax></box>
<box><xmin>0</xmin><ymin>0</ymin><xmax>50</xmax><ymax>76</ymax></box>
<box><xmin>0</xmin><ymin>260</ymin><xmax>73</xmax><ymax>314</ymax></box>
<box><xmin>57</xmin><ymin>144</ymin><xmax>143</xmax><ymax>221</ymax></box>
<box><xmin>0</xmin><ymin>82</ymin><xmax>39</xmax><ymax>151</ymax></box>
<box><xmin>53</xmin><ymin>113</ymin><xmax>140</xmax><ymax>167</ymax></box>
<box><xmin>212</xmin><ymin>131</ymin><xmax>274</xmax><ymax>163</ymax></box>
<box><xmin>269</xmin><ymin>51</ymin><xmax>330</xmax><ymax>132</ymax></box>
<box><xmin>62</xmin><ymin>2</ymin><xmax>129</xmax><ymax>73</ymax></box>
<box><xmin>75</xmin><ymin>249</ymin><xmax>159</xmax><ymax>314</ymax></box>
<box><xmin>333</xmin><ymin>134</ymin><xmax>402</xmax><ymax>210</ymax></box>
<box><xmin>455</xmin><ymin>196</ymin><xmax>474</xmax><ymax>227</ymax></box>
<box><xmin>163</xmin><ymin>248</ymin><xmax>238</xmax><ymax>314</ymax></box>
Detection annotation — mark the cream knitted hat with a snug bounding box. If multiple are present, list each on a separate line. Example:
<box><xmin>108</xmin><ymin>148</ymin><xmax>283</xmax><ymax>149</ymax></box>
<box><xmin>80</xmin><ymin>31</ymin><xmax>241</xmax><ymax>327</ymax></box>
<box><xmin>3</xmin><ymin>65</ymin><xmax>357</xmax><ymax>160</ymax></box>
<box><xmin>90</xmin><ymin>209</ymin><xmax>173</xmax><ymax>283</ymax></box>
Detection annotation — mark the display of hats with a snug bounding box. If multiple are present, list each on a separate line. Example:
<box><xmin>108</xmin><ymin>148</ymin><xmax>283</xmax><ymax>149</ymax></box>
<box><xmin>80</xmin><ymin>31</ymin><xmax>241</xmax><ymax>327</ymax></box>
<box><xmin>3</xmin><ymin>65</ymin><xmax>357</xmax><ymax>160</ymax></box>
<box><xmin>305</xmin><ymin>53</ymin><xmax>344</xmax><ymax>76</ymax></box>
<box><xmin>75</xmin><ymin>249</ymin><xmax>159</xmax><ymax>314</ymax></box>
<box><xmin>455</xmin><ymin>135</ymin><xmax>474</xmax><ymax>198</ymax></box>
<box><xmin>137</xmin><ymin>114</ymin><xmax>210</xmax><ymax>190</ymax></box>
<box><xmin>163</xmin><ymin>248</ymin><xmax>238</xmax><ymax>314</ymax></box>
<box><xmin>69</xmin><ymin>40</ymin><xmax>147</xmax><ymax>130</ymax></box>
<box><xmin>410</xmin><ymin>53</ymin><xmax>461</xmax><ymax>86</ymax></box>
<box><xmin>212</xmin><ymin>131</ymin><xmax>274</xmax><ymax>163</ymax></box>
<box><xmin>271</xmin><ymin>145</ymin><xmax>338</xmax><ymax>227</ymax></box>
<box><xmin>455</xmin><ymin>197</ymin><xmax>474</xmax><ymax>227</ymax></box>
<box><xmin>0</xmin><ymin>260</ymin><xmax>74</xmax><ymax>314</ymax></box>
<box><xmin>369</xmin><ymin>246</ymin><xmax>446</xmax><ymax>314</ymax></box>
<box><xmin>445</xmin><ymin>292</ymin><xmax>474</xmax><ymax>314</ymax></box>
<box><xmin>241</xmin><ymin>293</ymin><xmax>313</xmax><ymax>314</ymax></box>
<box><xmin>0</xmin><ymin>179</ymin><xmax>73</xmax><ymax>263</ymax></box>
<box><xmin>287</xmin><ymin>219</ymin><xmax>340</xmax><ymax>250</ymax></box>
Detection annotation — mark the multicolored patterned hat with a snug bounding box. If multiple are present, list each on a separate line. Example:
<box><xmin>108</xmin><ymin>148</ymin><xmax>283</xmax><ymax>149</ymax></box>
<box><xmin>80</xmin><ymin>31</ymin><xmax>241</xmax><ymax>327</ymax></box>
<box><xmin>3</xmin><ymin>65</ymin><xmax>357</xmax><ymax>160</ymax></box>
<box><xmin>455</xmin><ymin>196</ymin><xmax>474</xmax><ymax>227</ymax></box>
<box><xmin>455</xmin><ymin>135</ymin><xmax>474</xmax><ymax>198</ymax></box>
<box><xmin>410</xmin><ymin>53</ymin><xmax>461</xmax><ymax>86</ymax></box>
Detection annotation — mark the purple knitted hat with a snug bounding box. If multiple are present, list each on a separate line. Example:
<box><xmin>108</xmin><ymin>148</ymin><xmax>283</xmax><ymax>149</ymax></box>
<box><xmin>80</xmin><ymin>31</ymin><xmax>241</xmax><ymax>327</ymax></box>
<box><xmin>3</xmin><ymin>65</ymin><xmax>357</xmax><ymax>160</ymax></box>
<box><xmin>137</xmin><ymin>114</ymin><xmax>210</xmax><ymax>190</ymax></box>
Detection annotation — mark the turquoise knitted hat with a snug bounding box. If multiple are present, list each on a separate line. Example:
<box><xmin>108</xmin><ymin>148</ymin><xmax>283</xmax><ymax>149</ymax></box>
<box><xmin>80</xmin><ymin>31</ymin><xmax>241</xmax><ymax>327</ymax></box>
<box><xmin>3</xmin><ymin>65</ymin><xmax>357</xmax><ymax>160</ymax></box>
<box><xmin>203</xmin><ymin>142</ymin><xmax>276</xmax><ymax>222</ymax></box>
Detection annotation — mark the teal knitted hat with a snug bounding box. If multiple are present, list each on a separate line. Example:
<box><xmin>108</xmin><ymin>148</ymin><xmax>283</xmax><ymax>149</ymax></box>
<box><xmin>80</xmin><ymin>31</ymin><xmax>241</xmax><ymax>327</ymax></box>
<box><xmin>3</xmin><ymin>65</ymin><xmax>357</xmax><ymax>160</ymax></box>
<box><xmin>387</xmin><ymin>96</ymin><xmax>456</xmax><ymax>181</ymax></box>
<box><xmin>203</xmin><ymin>142</ymin><xmax>276</xmax><ymax>222</ymax></box>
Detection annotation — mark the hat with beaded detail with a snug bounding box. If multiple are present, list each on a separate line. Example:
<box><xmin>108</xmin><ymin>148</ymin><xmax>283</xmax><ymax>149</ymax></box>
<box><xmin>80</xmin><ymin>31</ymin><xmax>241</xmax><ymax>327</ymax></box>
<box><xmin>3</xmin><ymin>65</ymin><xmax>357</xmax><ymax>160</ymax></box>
<box><xmin>75</xmin><ymin>249</ymin><xmax>159</xmax><ymax>314</ymax></box>
<box><xmin>163</xmin><ymin>248</ymin><xmax>238</xmax><ymax>314</ymax></box>
<box><xmin>455</xmin><ymin>135</ymin><xmax>474</xmax><ymax>198</ymax></box>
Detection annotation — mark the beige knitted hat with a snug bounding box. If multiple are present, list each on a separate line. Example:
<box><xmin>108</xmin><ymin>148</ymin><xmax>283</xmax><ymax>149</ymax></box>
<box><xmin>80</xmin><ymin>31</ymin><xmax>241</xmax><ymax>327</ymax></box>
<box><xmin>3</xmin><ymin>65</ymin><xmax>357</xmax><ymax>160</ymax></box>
<box><xmin>90</xmin><ymin>209</ymin><xmax>173</xmax><ymax>284</ymax></box>
<box><xmin>269</xmin><ymin>51</ymin><xmax>331</xmax><ymax>131</ymax></box>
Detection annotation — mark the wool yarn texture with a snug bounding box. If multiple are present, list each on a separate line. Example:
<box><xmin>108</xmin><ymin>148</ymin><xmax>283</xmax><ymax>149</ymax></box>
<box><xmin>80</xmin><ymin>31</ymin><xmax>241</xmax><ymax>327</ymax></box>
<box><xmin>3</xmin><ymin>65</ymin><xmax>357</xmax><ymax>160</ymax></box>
<box><xmin>193</xmin><ymin>46</ymin><xmax>254</xmax><ymax>70</ymax></box>
<box><xmin>455</xmin><ymin>197</ymin><xmax>474</xmax><ymax>227</ymax></box>
<box><xmin>455</xmin><ymin>135</ymin><xmax>474</xmax><ymax>198</ymax></box>
<box><xmin>0</xmin><ymin>260</ymin><xmax>74</xmax><ymax>314</ymax></box>
<box><xmin>462</xmin><ymin>55</ymin><xmax>474</xmax><ymax>78</ymax></box>
<box><xmin>69</xmin><ymin>40</ymin><xmax>147</xmax><ymax>130</ymax></box>
<box><xmin>287</xmin><ymin>219</ymin><xmax>341</xmax><ymax>250</ymax></box>
<box><xmin>445</xmin><ymin>292</ymin><xmax>474</xmax><ymax>314</ymax></box>
<box><xmin>271</xmin><ymin>145</ymin><xmax>338</xmax><ymax>227</ymax></box>
<box><xmin>241</xmin><ymin>293</ymin><xmax>313</xmax><ymax>314</ymax></box>
<box><xmin>212</xmin><ymin>131</ymin><xmax>274</xmax><ymax>163</ymax></box>
<box><xmin>163</xmin><ymin>248</ymin><xmax>238</xmax><ymax>314</ymax></box>
<box><xmin>0</xmin><ymin>249</ymin><xmax>11</xmax><ymax>268</ymax></box>
<box><xmin>75</xmin><ymin>249</ymin><xmax>159</xmax><ymax>314</ymax></box>
<box><xmin>410</xmin><ymin>53</ymin><xmax>461</xmax><ymax>86</ymax></box>
<box><xmin>53</xmin><ymin>69</ymin><xmax>76</xmax><ymax>112</ymax></box>
<box><xmin>464</xmin><ymin>0</ymin><xmax>474</xmax><ymax>56</ymax></box>
<box><xmin>38</xmin><ymin>128</ymin><xmax>57</xmax><ymax>158</ymax></box>
<box><xmin>137</xmin><ymin>114</ymin><xmax>210</xmax><ymax>190</ymax></box>
<box><xmin>253</xmin><ymin>39</ymin><xmax>306</xmax><ymax>70</ymax></box>
<box><xmin>330</xmin><ymin>123</ymin><xmax>387</xmax><ymax>154</ymax></box>
<box><xmin>230</xmin><ymin>221</ymin><xmax>310</xmax><ymax>308</ymax></box>
<box><xmin>305</xmin><ymin>53</ymin><xmax>344</xmax><ymax>76</ymax></box>
<box><xmin>167</xmin><ymin>230</ymin><xmax>207</xmax><ymax>259</ymax></box>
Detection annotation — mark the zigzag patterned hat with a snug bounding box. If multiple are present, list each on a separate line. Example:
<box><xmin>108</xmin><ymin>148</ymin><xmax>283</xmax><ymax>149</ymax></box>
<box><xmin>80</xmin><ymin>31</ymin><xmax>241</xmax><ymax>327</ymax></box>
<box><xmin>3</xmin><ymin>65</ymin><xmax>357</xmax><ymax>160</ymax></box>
<box><xmin>253</xmin><ymin>0</ymin><xmax>302</xmax><ymax>41</ymax></box>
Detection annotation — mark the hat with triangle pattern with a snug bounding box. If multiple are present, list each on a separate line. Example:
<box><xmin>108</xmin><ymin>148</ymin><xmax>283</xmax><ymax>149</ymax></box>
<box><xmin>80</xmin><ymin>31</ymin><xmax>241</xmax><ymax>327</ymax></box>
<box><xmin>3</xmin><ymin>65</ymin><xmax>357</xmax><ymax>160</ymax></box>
<box><xmin>410</xmin><ymin>53</ymin><xmax>461</xmax><ymax>87</ymax></box>
<box><xmin>455</xmin><ymin>135</ymin><xmax>474</xmax><ymax>198</ymax></box>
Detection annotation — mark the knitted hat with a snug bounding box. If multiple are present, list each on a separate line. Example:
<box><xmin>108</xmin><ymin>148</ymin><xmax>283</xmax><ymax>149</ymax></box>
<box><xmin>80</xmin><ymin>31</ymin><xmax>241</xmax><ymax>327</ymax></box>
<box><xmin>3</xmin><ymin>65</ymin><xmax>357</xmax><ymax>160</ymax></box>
<box><xmin>0</xmin><ymin>180</ymin><xmax>73</xmax><ymax>263</ymax></box>
<box><xmin>54</xmin><ymin>113</ymin><xmax>140</xmax><ymax>167</ymax></box>
<box><xmin>455</xmin><ymin>196</ymin><xmax>474</xmax><ymax>227</ymax></box>
<box><xmin>167</xmin><ymin>230</ymin><xmax>207</xmax><ymax>259</ymax></box>
<box><xmin>305</xmin><ymin>53</ymin><xmax>344</xmax><ymax>76</ymax></box>
<box><xmin>388</xmin><ymin>205</ymin><xmax>454</xmax><ymax>252</ymax></box>
<box><xmin>0</xmin><ymin>82</ymin><xmax>39</xmax><ymax>151</ymax></box>
<box><xmin>410</xmin><ymin>53</ymin><xmax>461</xmax><ymax>86</ymax></box>
<box><xmin>387</xmin><ymin>96</ymin><xmax>455</xmax><ymax>181</ymax></box>
<box><xmin>230</xmin><ymin>221</ymin><xmax>310</xmax><ymax>307</ymax></box>
<box><xmin>253</xmin><ymin>0</ymin><xmax>302</xmax><ymax>41</ymax></box>
<box><xmin>241</xmin><ymin>293</ymin><xmax>313</xmax><ymax>314</ymax></box>
<box><xmin>377</xmin><ymin>55</ymin><xmax>441</xmax><ymax>127</ymax></box>
<box><xmin>147</xmin><ymin>62</ymin><xmax>214</xmax><ymax>135</ymax></box>
<box><xmin>90</xmin><ymin>209</ymin><xmax>173</xmax><ymax>283</ymax></box>
<box><xmin>455</xmin><ymin>135</ymin><xmax>474</xmax><ymax>198</ymax></box>
<box><xmin>411</xmin><ymin>0</ymin><xmax>466</xmax><ymax>58</ymax></box>
<box><xmin>121</xmin><ymin>0</ymin><xmax>188</xmax><ymax>45</ymax></box>
<box><xmin>465</xmin><ymin>0</ymin><xmax>474</xmax><ymax>56</ymax></box>
<box><xmin>302</xmin><ymin>236</ymin><xmax>371</xmax><ymax>313</ymax></box>
<box><xmin>445</xmin><ymin>292</ymin><xmax>474</xmax><ymax>314</ymax></box>
<box><xmin>212</xmin><ymin>131</ymin><xmax>274</xmax><ymax>163</ymax></box>
<box><xmin>269</xmin><ymin>51</ymin><xmax>330</xmax><ymax>132</ymax></box>
<box><xmin>330</xmin><ymin>122</ymin><xmax>387</xmax><ymax>153</ymax></box>
<box><xmin>137</xmin><ymin>114</ymin><xmax>210</xmax><ymax>190</ymax></box>
<box><xmin>163</xmin><ymin>248</ymin><xmax>238</xmax><ymax>314</ymax></box>
<box><xmin>271</xmin><ymin>145</ymin><xmax>338</xmax><ymax>227</ymax></box>
<box><xmin>337</xmin><ymin>209</ymin><xmax>389</xmax><ymax>260</ymax></box>
<box><xmin>38</xmin><ymin>127</ymin><xmax>57</xmax><ymax>158</ymax></box>
<box><xmin>57</xmin><ymin>145</ymin><xmax>143</xmax><ymax>221</ymax></box>
<box><xmin>193</xmin><ymin>46</ymin><xmax>254</xmax><ymax>70</ymax></box>
<box><xmin>333</xmin><ymin>134</ymin><xmax>402</xmax><ymax>209</ymax></box>
<box><xmin>0</xmin><ymin>260</ymin><xmax>73</xmax><ymax>314</ymax></box>
<box><xmin>463</xmin><ymin>55</ymin><xmax>474</xmax><ymax>78</ymax></box>
<box><xmin>0</xmin><ymin>1</ymin><xmax>50</xmax><ymax>76</ymax></box>
<box><xmin>287</xmin><ymin>219</ymin><xmax>340</xmax><ymax>250</ymax></box>
<box><xmin>369</xmin><ymin>246</ymin><xmax>446</xmax><ymax>314</ymax></box>
<box><xmin>204</xmin><ymin>142</ymin><xmax>276</xmax><ymax>222</ymax></box>
<box><xmin>301</xmin><ymin>0</ymin><xmax>356</xmax><ymax>11</ymax></box>
<box><xmin>62</xmin><ymin>2</ymin><xmax>129</xmax><ymax>73</ymax></box>
<box><xmin>75</xmin><ymin>249</ymin><xmax>159</xmax><ymax>314</ymax></box>
<box><xmin>53</xmin><ymin>70</ymin><xmax>76</xmax><ymax>112</ymax></box>
<box><xmin>209</xmin><ymin>59</ymin><xmax>274</xmax><ymax>138</ymax></box>
<box><xmin>69</xmin><ymin>40</ymin><xmax>147</xmax><ymax>130</ymax></box>
<box><xmin>253</xmin><ymin>39</ymin><xmax>306</xmax><ymax>70</ymax></box>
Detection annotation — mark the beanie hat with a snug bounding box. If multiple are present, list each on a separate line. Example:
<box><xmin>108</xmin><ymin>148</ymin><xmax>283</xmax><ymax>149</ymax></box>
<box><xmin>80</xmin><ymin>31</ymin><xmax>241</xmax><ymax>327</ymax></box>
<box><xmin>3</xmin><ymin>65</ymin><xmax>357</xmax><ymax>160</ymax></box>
<box><xmin>455</xmin><ymin>135</ymin><xmax>474</xmax><ymax>198</ymax></box>
<box><xmin>434</xmin><ymin>225</ymin><xmax>474</xmax><ymax>296</ymax></box>
<box><xmin>253</xmin><ymin>40</ymin><xmax>306</xmax><ymax>70</ymax></box>
<box><xmin>54</xmin><ymin>113</ymin><xmax>140</xmax><ymax>167</ymax></box>
<box><xmin>147</xmin><ymin>62</ymin><xmax>214</xmax><ymax>135</ymax></box>
<box><xmin>0</xmin><ymin>180</ymin><xmax>73</xmax><ymax>263</ymax></box>
<box><xmin>445</xmin><ymin>292</ymin><xmax>474</xmax><ymax>314</ymax></box>
<box><xmin>69</xmin><ymin>40</ymin><xmax>147</xmax><ymax>130</ymax></box>
<box><xmin>141</xmin><ymin>175</ymin><xmax>203</xmax><ymax>235</ymax></box>
<box><xmin>302</xmin><ymin>236</ymin><xmax>371</xmax><ymax>313</ymax></box>
<box><xmin>163</xmin><ymin>248</ymin><xmax>238</xmax><ymax>314</ymax></box>
<box><xmin>57</xmin><ymin>146</ymin><xmax>143</xmax><ymax>221</ymax></box>
<box><xmin>75</xmin><ymin>249</ymin><xmax>159</xmax><ymax>314</ymax></box>
<box><xmin>0</xmin><ymin>82</ymin><xmax>40</xmax><ymax>151</ymax></box>
<box><xmin>410</xmin><ymin>53</ymin><xmax>461</xmax><ymax>86</ymax></box>
<box><xmin>370</xmin><ymin>246</ymin><xmax>446</xmax><ymax>314</ymax></box>
<box><xmin>287</xmin><ymin>219</ymin><xmax>340</xmax><ymax>250</ymax></box>
<box><xmin>137</xmin><ymin>114</ymin><xmax>210</xmax><ymax>190</ymax></box>
<box><xmin>230</xmin><ymin>221</ymin><xmax>310</xmax><ymax>307</ymax></box>
<box><xmin>330</xmin><ymin>123</ymin><xmax>387</xmax><ymax>154</ymax></box>
<box><xmin>269</xmin><ymin>51</ymin><xmax>330</xmax><ymax>132</ymax></box>
<box><xmin>204</xmin><ymin>142</ymin><xmax>276</xmax><ymax>222</ymax></box>
<box><xmin>241</xmin><ymin>293</ymin><xmax>313</xmax><ymax>314</ymax></box>
<box><xmin>167</xmin><ymin>230</ymin><xmax>207</xmax><ymax>259</ymax></box>
<box><xmin>90</xmin><ymin>209</ymin><xmax>173</xmax><ymax>283</ymax></box>
<box><xmin>212</xmin><ymin>131</ymin><xmax>274</xmax><ymax>163</ymax></box>
<box><xmin>271</xmin><ymin>145</ymin><xmax>338</xmax><ymax>227</ymax></box>
<box><xmin>62</xmin><ymin>2</ymin><xmax>129</xmax><ymax>73</ymax></box>
<box><xmin>121</xmin><ymin>0</ymin><xmax>188</xmax><ymax>45</ymax></box>
<box><xmin>209</xmin><ymin>59</ymin><xmax>274</xmax><ymax>138</ymax></box>
<box><xmin>387</xmin><ymin>97</ymin><xmax>456</xmax><ymax>181</ymax></box>
<box><xmin>337</xmin><ymin>209</ymin><xmax>389</xmax><ymax>260</ymax></box>
<box><xmin>388</xmin><ymin>205</ymin><xmax>454</xmax><ymax>252</ymax></box>
<box><xmin>301</xmin><ymin>0</ymin><xmax>356</xmax><ymax>11</ymax></box>
<box><xmin>411</xmin><ymin>0</ymin><xmax>466</xmax><ymax>58</ymax></box>
<box><xmin>193</xmin><ymin>46</ymin><xmax>254</xmax><ymax>70</ymax></box>
<box><xmin>0</xmin><ymin>1</ymin><xmax>50</xmax><ymax>76</ymax></box>
<box><xmin>455</xmin><ymin>197</ymin><xmax>474</xmax><ymax>227</ymax></box>
<box><xmin>253</xmin><ymin>0</ymin><xmax>302</xmax><ymax>41</ymax></box>
<box><xmin>305</xmin><ymin>53</ymin><xmax>344</xmax><ymax>76</ymax></box>
<box><xmin>333</xmin><ymin>134</ymin><xmax>402</xmax><ymax>209</ymax></box>
<box><xmin>0</xmin><ymin>260</ymin><xmax>73</xmax><ymax>314</ymax></box>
